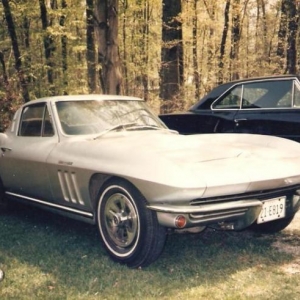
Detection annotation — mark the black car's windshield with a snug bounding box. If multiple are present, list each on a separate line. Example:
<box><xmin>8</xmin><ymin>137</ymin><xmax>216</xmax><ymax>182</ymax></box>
<box><xmin>56</xmin><ymin>99</ymin><xmax>166</xmax><ymax>135</ymax></box>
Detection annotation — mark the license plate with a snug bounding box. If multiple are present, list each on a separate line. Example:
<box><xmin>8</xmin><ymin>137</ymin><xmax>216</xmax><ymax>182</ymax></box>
<box><xmin>257</xmin><ymin>197</ymin><xmax>286</xmax><ymax>224</ymax></box>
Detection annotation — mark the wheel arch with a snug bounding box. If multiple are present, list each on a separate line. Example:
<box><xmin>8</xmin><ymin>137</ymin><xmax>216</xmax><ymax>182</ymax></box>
<box><xmin>89</xmin><ymin>173</ymin><xmax>142</xmax><ymax>211</ymax></box>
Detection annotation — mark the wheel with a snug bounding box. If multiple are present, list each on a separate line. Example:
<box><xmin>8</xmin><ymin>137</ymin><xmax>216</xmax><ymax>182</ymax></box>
<box><xmin>0</xmin><ymin>177</ymin><xmax>7</xmax><ymax>210</ymax></box>
<box><xmin>250</xmin><ymin>215</ymin><xmax>295</xmax><ymax>233</ymax></box>
<box><xmin>97</xmin><ymin>179</ymin><xmax>166</xmax><ymax>268</ymax></box>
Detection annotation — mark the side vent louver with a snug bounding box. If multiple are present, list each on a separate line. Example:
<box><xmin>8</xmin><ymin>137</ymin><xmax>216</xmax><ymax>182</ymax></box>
<box><xmin>58</xmin><ymin>170</ymin><xmax>84</xmax><ymax>205</ymax></box>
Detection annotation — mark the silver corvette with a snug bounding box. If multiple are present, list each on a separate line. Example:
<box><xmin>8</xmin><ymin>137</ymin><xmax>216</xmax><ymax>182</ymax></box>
<box><xmin>1</xmin><ymin>95</ymin><xmax>300</xmax><ymax>268</ymax></box>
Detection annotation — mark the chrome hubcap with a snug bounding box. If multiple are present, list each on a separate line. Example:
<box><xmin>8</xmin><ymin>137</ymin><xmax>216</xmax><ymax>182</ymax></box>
<box><xmin>104</xmin><ymin>193</ymin><xmax>138</xmax><ymax>248</ymax></box>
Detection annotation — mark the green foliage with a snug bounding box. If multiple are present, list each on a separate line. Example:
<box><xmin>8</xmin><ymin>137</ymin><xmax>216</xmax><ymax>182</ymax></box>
<box><xmin>0</xmin><ymin>0</ymin><xmax>298</xmax><ymax>124</ymax></box>
<box><xmin>0</xmin><ymin>204</ymin><xmax>300</xmax><ymax>299</ymax></box>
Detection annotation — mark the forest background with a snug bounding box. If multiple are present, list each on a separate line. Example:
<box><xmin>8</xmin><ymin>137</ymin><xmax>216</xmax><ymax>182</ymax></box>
<box><xmin>0</xmin><ymin>0</ymin><xmax>299</xmax><ymax>131</ymax></box>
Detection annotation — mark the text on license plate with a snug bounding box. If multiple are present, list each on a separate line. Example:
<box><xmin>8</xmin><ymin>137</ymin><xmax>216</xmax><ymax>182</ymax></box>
<box><xmin>257</xmin><ymin>197</ymin><xmax>286</xmax><ymax>224</ymax></box>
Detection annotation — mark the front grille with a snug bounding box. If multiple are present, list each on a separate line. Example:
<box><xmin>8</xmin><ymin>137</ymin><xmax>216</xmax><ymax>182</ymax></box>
<box><xmin>190</xmin><ymin>184</ymin><xmax>300</xmax><ymax>206</ymax></box>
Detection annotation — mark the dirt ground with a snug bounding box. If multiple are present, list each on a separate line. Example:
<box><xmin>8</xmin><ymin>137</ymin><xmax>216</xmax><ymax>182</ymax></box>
<box><xmin>271</xmin><ymin>210</ymin><xmax>300</xmax><ymax>274</ymax></box>
<box><xmin>287</xmin><ymin>210</ymin><xmax>300</xmax><ymax>231</ymax></box>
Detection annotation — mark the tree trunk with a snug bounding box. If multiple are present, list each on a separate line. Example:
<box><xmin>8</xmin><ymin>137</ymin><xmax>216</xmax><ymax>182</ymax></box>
<box><xmin>203</xmin><ymin>0</ymin><xmax>216</xmax><ymax>85</ymax></box>
<box><xmin>277</xmin><ymin>0</ymin><xmax>288</xmax><ymax>71</ymax></box>
<box><xmin>94</xmin><ymin>0</ymin><xmax>122</xmax><ymax>95</ymax></box>
<box><xmin>0</xmin><ymin>51</ymin><xmax>8</xmax><ymax>86</ymax></box>
<box><xmin>22</xmin><ymin>16</ymin><xmax>32</xmax><ymax>85</ymax></box>
<box><xmin>141</xmin><ymin>0</ymin><xmax>150</xmax><ymax>101</ymax></box>
<box><xmin>286</xmin><ymin>0</ymin><xmax>298</xmax><ymax>74</ymax></box>
<box><xmin>121</xmin><ymin>0</ymin><xmax>129</xmax><ymax>95</ymax></box>
<box><xmin>60</xmin><ymin>0</ymin><xmax>68</xmax><ymax>94</ymax></box>
<box><xmin>218</xmin><ymin>0</ymin><xmax>230</xmax><ymax>84</ymax></box>
<box><xmin>230</xmin><ymin>0</ymin><xmax>241</xmax><ymax>80</ymax></box>
<box><xmin>86</xmin><ymin>0</ymin><xmax>97</xmax><ymax>93</ymax></box>
<box><xmin>39</xmin><ymin>0</ymin><xmax>56</xmax><ymax>95</ymax></box>
<box><xmin>160</xmin><ymin>0</ymin><xmax>183</xmax><ymax>113</ymax></box>
<box><xmin>192</xmin><ymin>0</ymin><xmax>200</xmax><ymax>99</ymax></box>
<box><xmin>2</xmin><ymin>0</ymin><xmax>30</xmax><ymax>102</ymax></box>
<box><xmin>259</xmin><ymin>0</ymin><xmax>268</xmax><ymax>60</ymax></box>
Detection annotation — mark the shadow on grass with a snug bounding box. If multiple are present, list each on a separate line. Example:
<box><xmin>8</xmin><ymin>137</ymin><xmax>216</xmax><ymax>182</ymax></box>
<box><xmin>0</xmin><ymin>204</ymin><xmax>299</xmax><ymax>299</ymax></box>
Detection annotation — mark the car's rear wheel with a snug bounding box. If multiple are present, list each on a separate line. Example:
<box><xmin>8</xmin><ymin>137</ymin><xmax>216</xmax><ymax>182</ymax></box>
<box><xmin>250</xmin><ymin>215</ymin><xmax>295</xmax><ymax>233</ymax></box>
<box><xmin>97</xmin><ymin>179</ymin><xmax>166</xmax><ymax>268</ymax></box>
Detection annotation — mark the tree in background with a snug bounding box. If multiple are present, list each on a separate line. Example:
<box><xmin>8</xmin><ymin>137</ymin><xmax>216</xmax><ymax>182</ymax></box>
<box><xmin>192</xmin><ymin>0</ymin><xmax>200</xmax><ymax>99</ymax></box>
<box><xmin>276</xmin><ymin>0</ymin><xmax>299</xmax><ymax>74</ymax></box>
<box><xmin>277</xmin><ymin>0</ymin><xmax>288</xmax><ymax>71</ymax></box>
<box><xmin>2</xmin><ymin>0</ymin><xmax>300</xmax><ymax>124</ymax></box>
<box><xmin>285</xmin><ymin>0</ymin><xmax>298</xmax><ymax>74</ymax></box>
<box><xmin>39</xmin><ymin>0</ymin><xmax>57</xmax><ymax>95</ymax></box>
<box><xmin>60</xmin><ymin>0</ymin><xmax>68</xmax><ymax>94</ymax></box>
<box><xmin>1</xmin><ymin>0</ymin><xmax>29</xmax><ymax>102</ymax></box>
<box><xmin>230</xmin><ymin>0</ymin><xmax>242</xmax><ymax>80</ymax></box>
<box><xmin>160</xmin><ymin>0</ymin><xmax>183</xmax><ymax>112</ymax></box>
<box><xmin>218</xmin><ymin>0</ymin><xmax>230</xmax><ymax>84</ymax></box>
<box><xmin>94</xmin><ymin>0</ymin><xmax>122</xmax><ymax>94</ymax></box>
<box><xmin>86</xmin><ymin>0</ymin><xmax>97</xmax><ymax>93</ymax></box>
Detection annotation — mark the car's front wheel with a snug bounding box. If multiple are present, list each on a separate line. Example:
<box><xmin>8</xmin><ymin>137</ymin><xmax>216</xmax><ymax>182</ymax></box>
<box><xmin>250</xmin><ymin>215</ymin><xmax>295</xmax><ymax>233</ymax></box>
<box><xmin>97</xmin><ymin>179</ymin><xmax>166</xmax><ymax>268</ymax></box>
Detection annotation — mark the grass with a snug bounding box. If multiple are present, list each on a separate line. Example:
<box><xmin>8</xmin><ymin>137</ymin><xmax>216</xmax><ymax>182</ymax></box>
<box><xmin>0</xmin><ymin>204</ymin><xmax>300</xmax><ymax>300</ymax></box>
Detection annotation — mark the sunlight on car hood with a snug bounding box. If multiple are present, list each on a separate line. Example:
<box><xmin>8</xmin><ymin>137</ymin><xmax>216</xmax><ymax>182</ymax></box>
<box><xmin>124</xmin><ymin>131</ymin><xmax>300</xmax><ymax>163</ymax></box>
<box><xmin>53</xmin><ymin>131</ymin><xmax>300</xmax><ymax>200</ymax></box>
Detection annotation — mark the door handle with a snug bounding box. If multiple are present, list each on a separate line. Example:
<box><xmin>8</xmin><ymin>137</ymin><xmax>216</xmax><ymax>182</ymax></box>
<box><xmin>234</xmin><ymin>119</ymin><xmax>247</xmax><ymax>127</ymax></box>
<box><xmin>234</xmin><ymin>118</ymin><xmax>247</xmax><ymax>123</ymax></box>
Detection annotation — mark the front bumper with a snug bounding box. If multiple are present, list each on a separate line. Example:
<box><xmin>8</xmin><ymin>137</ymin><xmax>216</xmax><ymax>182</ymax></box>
<box><xmin>147</xmin><ymin>189</ymin><xmax>300</xmax><ymax>230</ymax></box>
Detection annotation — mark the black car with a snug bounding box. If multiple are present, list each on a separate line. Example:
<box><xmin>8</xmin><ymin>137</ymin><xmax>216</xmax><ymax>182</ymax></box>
<box><xmin>160</xmin><ymin>75</ymin><xmax>300</xmax><ymax>142</ymax></box>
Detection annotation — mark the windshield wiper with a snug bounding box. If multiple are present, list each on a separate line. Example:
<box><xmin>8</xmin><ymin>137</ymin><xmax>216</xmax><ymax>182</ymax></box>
<box><xmin>93</xmin><ymin>122</ymin><xmax>176</xmax><ymax>139</ymax></box>
<box><xmin>93</xmin><ymin>122</ymin><xmax>138</xmax><ymax>139</ymax></box>
<box><xmin>123</xmin><ymin>124</ymin><xmax>161</xmax><ymax>130</ymax></box>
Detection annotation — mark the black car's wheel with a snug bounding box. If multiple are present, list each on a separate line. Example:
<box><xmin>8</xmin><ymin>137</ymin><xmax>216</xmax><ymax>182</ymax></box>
<box><xmin>97</xmin><ymin>179</ymin><xmax>166</xmax><ymax>268</ymax></box>
<box><xmin>250</xmin><ymin>215</ymin><xmax>295</xmax><ymax>233</ymax></box>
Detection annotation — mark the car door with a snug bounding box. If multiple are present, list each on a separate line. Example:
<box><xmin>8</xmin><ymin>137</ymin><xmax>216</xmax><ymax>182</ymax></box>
<box><xmin>229</xmin><ymin>78</ymin><xmax>300</xmax><ymax>142</ymax></box>
<box><xmin>0</xmin><ymin>102</ymin><xmax>58</xmax><ymax>201</ymax></box>
<box><xmin>205</xmin><ymin>84</ymin><xmax>243</xmax><ymax>133</ymax></box>
<box><xmin>165</xmin><ymin>82</ymin><xmax>239</xmax><ymax>134</ymax></box>
<box><xmin>159</xmin><ymin>111</ymin><xmax>236</xmax><ymax>134</ymax></box>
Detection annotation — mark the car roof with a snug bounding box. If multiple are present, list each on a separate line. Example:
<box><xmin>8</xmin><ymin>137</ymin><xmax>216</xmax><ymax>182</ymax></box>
<box><xmin>27</xmin><ymin>94</ymin><xmax>143</xmax><ymax>105</ymax></box>
<box><xmin>218</xmin><ymin>74</ymin><xmax>299</xmax><ymax>85</ymax></box>
<box><xmin>191</xmin><ymin>74</ymin><xmax>300</xmax><ymax>110</ymax></box>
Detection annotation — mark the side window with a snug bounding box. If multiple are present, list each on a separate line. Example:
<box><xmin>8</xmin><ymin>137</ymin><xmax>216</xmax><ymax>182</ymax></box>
<box><xmin>19</xmin><ymin>103</ymin><xmax>54</xmax><ymax>137</ymax></box>
<box><xmin>213</xmin><ymin>86</ymin><xmax>242</xmax><ymax>109</ymax></box>
<box><xmin>43</xmin><ymin>106</ymin><xmax>55</xmax><ymax>136</ymax></box>
<box><xmin>242</xmin><ymin>80</ymin><xmax>293</xmax><ymax>109</ymax></box>
<box><xmin>293</xmin><ymin>82</ymin><xmax>300</xmax><ymax>107</ymax></box>
<box><xmin>242</xmin><ymin>83</ymin><xmax>268</xmax><ymax>108</ymax></box>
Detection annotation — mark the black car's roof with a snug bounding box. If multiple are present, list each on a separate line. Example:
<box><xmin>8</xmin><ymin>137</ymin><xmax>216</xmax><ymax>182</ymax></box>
<box><xmin>190</xmin><ymin>74</ymin><xmax>300</xmax><ymax>110</ymax></box>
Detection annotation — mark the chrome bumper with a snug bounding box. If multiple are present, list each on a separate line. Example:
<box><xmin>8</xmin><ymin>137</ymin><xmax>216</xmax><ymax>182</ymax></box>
<box><xmin>148</xmin><ymin>200</ymin><xmax>262</xmax><ymax>230</ymax></box>
<box><xmin>148</xmin><ymin>195</ymin><xmax>300</xmax><ymax>230</ymax></box>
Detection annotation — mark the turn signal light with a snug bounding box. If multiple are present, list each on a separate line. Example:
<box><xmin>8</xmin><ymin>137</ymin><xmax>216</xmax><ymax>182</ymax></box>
<box><xmin>175</xmin><ymin>215</ymin><xmax>187</xmax><ymax>228</ymax></box>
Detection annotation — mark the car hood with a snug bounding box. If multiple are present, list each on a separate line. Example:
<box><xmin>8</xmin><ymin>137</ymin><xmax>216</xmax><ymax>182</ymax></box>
<box><xmin>49</xmin><ymin>131</ymin><xmax>300</xmax><ymax>201</ymax></box>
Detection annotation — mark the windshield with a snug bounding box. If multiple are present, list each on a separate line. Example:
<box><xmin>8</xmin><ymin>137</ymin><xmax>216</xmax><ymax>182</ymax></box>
<box><xmin>56</xmin><ymin>99</ymin><xmax>167</xmax><ymax>135</ymax></box>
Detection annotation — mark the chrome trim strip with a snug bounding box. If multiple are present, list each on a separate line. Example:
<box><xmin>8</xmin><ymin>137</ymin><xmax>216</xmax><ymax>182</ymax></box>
<box><xmin>190</xmin><ymin>207</ymin><xmax>247</xmax><ymax>219</ymax></box>
<box><xmin>147</xmin><ymin>199</ymin><xmax>262</xmax><ymax>214</ymax></box>
<box><xmin>213</xmin><ymin>106</ymin><xmax>300</xmax><ymax>111</ymax></box>
<box><xmin>5</xmin><ymin>191</ymin><xmax>93</xmax><ymax>218</ymax></box>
